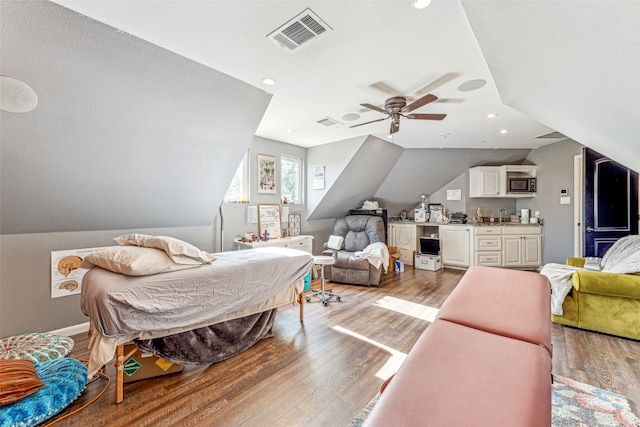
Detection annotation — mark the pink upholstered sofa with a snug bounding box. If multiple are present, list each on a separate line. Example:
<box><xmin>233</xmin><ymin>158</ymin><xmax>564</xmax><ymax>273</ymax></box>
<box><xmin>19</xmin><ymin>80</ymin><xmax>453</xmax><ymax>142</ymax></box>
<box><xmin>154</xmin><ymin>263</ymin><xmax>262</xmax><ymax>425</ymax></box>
<box><xmin>364</xmin><ymin>266</ymin><xmax>553</xmax><ymax>426</ymax></box>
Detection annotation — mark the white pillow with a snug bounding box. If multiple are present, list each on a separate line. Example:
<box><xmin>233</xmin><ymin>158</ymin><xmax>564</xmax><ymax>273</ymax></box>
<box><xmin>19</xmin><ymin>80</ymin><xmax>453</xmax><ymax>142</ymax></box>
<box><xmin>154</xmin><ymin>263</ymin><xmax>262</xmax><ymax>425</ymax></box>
<box><xmin>113</xmin><ymin>234</ymin><xmax>216</xmax><ymax>264</ymax></box>
<box><xmin>327</xmin><ymin>235</ymin><xmax>344</xmax><ymax>250</ymax></box>
<box><xmin>83</xmin><ymin>246</ymin><xmax>199</xmax><ymax>276</ymax></box>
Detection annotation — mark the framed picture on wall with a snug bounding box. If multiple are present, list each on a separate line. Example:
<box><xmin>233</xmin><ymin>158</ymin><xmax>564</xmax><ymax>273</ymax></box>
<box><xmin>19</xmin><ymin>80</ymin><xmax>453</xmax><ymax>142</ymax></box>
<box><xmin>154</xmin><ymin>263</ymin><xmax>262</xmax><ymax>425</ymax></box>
<box><xmin>257</xmin><ymin>154</ymin><xmax>276</xmax><ymax>194</ymax></box>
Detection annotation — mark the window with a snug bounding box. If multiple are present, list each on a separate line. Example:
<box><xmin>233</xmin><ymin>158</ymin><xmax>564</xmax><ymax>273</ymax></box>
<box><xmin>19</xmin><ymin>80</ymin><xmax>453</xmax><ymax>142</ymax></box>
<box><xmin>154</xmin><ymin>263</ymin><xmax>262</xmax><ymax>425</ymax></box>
<box><xmin>224</xmin><ymin>151</ymin><xmax>249</xmax><ymax>203</ymax></box>
<box><xmin>281</xmin><ymin>155</ymin><xmax>302</xmax><ymax>204</ymax></box>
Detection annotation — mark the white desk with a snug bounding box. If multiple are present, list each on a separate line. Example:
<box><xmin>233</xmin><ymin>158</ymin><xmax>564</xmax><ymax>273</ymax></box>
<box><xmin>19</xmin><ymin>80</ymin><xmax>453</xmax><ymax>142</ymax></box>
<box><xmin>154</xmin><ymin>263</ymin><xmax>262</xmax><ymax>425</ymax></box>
<box><xmin>233</xmin><ymin>235</ymin><xmax>313</xmax><ymax>254</ymax></box>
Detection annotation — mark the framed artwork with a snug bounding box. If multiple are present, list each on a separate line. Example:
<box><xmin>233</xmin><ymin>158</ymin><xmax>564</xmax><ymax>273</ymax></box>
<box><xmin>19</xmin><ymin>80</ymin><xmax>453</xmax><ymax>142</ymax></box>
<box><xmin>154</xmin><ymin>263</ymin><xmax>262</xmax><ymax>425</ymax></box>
<box><xmin>257</xmin><ymin>154</ymin><xmax>276</xmax><ymax>194</ymax></box>
<box><xmin>313</xmin><ymin>166</ymin><xmax>325</xmax><ymax>190</ymax></box>
<box><xmin>258</xmin><ymin>204</ymin><xmax>282</xmax><ymax>239</ymax></box>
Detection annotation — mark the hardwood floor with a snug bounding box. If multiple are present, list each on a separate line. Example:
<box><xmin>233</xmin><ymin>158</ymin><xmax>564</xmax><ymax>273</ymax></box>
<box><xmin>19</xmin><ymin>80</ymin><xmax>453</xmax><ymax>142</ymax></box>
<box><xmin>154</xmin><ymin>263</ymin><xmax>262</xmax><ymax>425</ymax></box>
<box><xmin>54</xmin><ymin>267</ymin><xmax>639</xmax><ymax>426</ymax></box>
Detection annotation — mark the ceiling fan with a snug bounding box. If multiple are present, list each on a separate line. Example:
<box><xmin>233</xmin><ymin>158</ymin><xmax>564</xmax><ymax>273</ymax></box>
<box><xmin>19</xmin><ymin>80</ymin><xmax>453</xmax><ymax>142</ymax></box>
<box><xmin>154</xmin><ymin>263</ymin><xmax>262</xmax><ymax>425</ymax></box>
<box><xmin>350</xmin><ymin>93</ymin><xmax>446</xmax><ymax>135</ymax></box>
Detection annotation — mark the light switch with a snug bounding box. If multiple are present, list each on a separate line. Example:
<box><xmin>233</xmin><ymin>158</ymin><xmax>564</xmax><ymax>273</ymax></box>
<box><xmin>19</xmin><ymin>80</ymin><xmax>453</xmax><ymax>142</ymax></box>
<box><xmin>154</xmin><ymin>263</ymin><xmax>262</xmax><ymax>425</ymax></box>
<box><xmin>560</xmin><ymin>196</ymin><xmax>571</xmax><ymax>205</ymax></box>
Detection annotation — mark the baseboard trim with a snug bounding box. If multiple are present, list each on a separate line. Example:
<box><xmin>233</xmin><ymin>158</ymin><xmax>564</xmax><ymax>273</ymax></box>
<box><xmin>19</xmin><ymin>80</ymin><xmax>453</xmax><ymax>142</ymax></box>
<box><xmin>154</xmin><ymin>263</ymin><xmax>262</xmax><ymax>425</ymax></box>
<box><xmin>48</xmin><ymin>322</ymin><xmax>90</xmax><ymax>337</ymax></box>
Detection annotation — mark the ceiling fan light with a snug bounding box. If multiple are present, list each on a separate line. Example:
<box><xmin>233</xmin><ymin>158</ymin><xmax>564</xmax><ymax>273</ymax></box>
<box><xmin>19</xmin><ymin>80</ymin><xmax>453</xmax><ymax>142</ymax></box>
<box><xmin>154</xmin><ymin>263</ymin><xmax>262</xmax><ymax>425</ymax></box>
<box><xmin>413</xmin><ymin>0</ymin><xmax>432</xmax><ymax>9</ymax></box>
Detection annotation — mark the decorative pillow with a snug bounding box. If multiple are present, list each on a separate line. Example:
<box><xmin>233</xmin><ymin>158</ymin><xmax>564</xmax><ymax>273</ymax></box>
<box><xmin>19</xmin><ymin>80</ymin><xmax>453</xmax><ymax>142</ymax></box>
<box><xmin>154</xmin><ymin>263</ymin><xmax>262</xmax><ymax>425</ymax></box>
<box><xmin>83</xmin><ymin>246</ymin><xmax>200</xmax><ymax>276</ymax></box>
<box><xmin>0</xmin><ymin>358</ymin><xmax>88</xmax><ymax>427</ymax></box>
<box><xmin>0</xmin><ymin>333</ymin><xmax>74</xmax><ymax>364</ymax></box>
<box><xmin>114</xmin><ymin>234</ymin><xmax>216</xmax><ymax>264</ymax></box>
<box><xmin>327</xmin><ymin>235</ymin><xmax>345</xmax><ymax>250</ymax></box>
<box><xmin>0</xmin><ymin>359</ymin><xmax>44</xmax><ymax>406</ymax></box>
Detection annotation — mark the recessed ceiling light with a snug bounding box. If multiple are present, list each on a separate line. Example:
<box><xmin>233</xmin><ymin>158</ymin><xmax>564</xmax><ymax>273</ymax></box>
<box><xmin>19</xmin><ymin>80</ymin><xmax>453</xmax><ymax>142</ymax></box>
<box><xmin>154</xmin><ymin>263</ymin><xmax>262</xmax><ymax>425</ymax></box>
<box><xmin>287</xmin><ymin>129</ymin><xmax>294</xmax><ymax>133</ymax></box>
<box><xmin>262</xmin><ymin>77</ymin><xmax>276</xmax><ymax>85</ymax></box>
<box><xmin>500</xmin><ymin>129</ymin><xmax>509</xmax><ymax>134</ymax></box>
<box><xmin>341</xmin><ymin>113</ymin><xmax>360</xmax><ymax>121</ymax></box>
<box><xmin>387</xmin><ymin>134</ymin><xmax>393</xmax><ymax>139</ymax></box>
<box><xmin>457</xmin><ymin>79</ymin><xmax>487</xmax><ymax>92</ymax></box>
<box><xmin>413</xmin><ymin>0</ymin><xmax>432</xmax><ymax>9</ymax></box>
<box><xmin>487</xmin><ymin>113</ymin><xmax>497</xmax><ymax>118</ymax></box>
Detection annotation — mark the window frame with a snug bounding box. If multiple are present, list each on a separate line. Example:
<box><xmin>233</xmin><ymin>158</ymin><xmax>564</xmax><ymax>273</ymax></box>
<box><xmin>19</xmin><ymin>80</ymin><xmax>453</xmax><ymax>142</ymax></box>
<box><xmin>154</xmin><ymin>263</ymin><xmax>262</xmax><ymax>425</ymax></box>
<box><xmin>223</xmin><ymin>150</ymin><xmax>249</xmax><ymax>203</ymax></box>
<box><xmin>280</xmin><ymin>154</ymin><xmax>303</xmax><ymax>204</ymax></box>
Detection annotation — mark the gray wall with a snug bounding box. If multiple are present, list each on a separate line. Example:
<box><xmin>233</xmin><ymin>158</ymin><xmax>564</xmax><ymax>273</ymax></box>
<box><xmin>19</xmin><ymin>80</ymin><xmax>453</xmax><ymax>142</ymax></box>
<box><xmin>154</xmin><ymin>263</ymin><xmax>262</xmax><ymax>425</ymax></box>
<box><xmin>375</xmin><ymin>148</ymin><xmax>531</xmax><ymax>216</ymax></box>
<box><xmin>0</xmin><ymin>226</ymin><xmax>213</xmax><ymax>337</ymax></box>
<box><xmin>520</xmin><ymin>139</ymin><xmax>584</xmax><ymax>264</ymax></box>
<box><xmin>0</xmin><ymin>1</ymin><xmax>270</xmax><ymax>337</ymax></box>
<box><xmin>218</xmin><ymin>136</ymin><xmax>308</xmax><ymax>252</ymax></box>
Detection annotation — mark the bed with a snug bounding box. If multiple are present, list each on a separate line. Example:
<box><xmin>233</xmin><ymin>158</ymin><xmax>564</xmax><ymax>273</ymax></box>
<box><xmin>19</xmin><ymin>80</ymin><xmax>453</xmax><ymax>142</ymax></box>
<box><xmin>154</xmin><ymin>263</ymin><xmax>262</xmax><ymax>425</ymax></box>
<box><xmin>80</xmin><ymin>243</ymin><xmax>313</xmax><ymax>403</ymax></box>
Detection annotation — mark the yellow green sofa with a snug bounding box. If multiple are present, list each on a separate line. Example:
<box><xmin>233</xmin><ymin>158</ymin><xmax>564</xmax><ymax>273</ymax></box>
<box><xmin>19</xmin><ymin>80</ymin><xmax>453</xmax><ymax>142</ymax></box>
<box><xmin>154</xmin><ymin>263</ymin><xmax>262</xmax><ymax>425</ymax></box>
<box><xmin>552</xmin><ymin>257</ymin><xmax>640</xmax><ymax>340</ymax></box>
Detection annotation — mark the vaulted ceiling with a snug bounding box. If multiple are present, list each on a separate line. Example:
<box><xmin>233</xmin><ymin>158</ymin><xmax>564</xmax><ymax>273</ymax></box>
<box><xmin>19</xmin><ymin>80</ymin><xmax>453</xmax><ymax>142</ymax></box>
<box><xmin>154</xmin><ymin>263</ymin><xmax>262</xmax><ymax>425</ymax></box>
<box><xmin>42</xmin><ymin>0</ymin><xmax>640</xmax><ymax>172</ymax></box>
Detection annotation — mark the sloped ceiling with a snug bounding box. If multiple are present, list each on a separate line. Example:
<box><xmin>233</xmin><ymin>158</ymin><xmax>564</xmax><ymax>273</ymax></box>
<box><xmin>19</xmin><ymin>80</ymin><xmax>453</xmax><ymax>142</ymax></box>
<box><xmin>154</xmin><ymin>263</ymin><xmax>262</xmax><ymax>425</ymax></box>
<box><xmin>0</xmin><ymin>1</ymin><xmax>271</xmax><ymax>233</ymax></box>
<box><xmin>462</xmin><ymin>0</ymin><xmax>640</xmax><ymax>173</ymax></box>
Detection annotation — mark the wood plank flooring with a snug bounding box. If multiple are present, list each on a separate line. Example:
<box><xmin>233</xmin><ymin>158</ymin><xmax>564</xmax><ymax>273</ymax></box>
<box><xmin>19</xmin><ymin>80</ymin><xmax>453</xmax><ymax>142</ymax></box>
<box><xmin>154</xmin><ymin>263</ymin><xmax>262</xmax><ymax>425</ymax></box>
<box><xmin>54</xmin><ymin>267</ymin><xmax>639</xmax><ymax>426</ymax></box>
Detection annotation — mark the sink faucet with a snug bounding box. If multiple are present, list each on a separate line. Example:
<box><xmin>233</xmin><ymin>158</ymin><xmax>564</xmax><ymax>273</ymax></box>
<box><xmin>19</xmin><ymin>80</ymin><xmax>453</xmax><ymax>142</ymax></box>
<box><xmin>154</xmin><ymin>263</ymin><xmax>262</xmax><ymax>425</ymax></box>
<box><xmin>499</xmin><ymin>209</ymin><xmax>508</xmax><ymax>224</ymax></box>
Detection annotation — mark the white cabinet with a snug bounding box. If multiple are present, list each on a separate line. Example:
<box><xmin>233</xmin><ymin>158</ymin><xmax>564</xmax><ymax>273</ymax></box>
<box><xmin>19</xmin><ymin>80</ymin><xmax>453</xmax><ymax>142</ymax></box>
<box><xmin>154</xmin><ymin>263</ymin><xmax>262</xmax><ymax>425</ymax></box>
<box><xmin>469</xmin><ymin>167</ymin><xmax>502</xmax><ymax>197</ymax></box>
<box><xmin>474</xmin><ymin>226</ymin><xmax>502</xmax><ymax>267</ymax></box>
<box><xmin>469</xmin><ymin>165</ymin><xmax>537</xmax><ymax>198</ymax></box>
<box><xmin>439</xmin><ymin>225</ymin><xmax>471</xmax><ymax>268</ymax></box>
<box><xmin>389</xmin><ymin>223</ymin><xmax>416</xmax><ymax>266</ymax></box>
<box><xmin>234</xmin><ymin>235</ymin><xmax>313</xmax><ymax>253</ymax></box>
<box><xmin>501</xmin><ymin>227</ymin><xmax>542</xmax><ymax>267</ymax></box>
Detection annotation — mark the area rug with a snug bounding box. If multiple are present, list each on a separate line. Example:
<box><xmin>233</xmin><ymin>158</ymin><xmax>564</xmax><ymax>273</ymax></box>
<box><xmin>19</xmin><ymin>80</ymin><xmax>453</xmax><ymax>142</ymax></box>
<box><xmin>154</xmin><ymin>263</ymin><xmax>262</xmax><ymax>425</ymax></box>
<box><xmin>348</xmin><ymin>375</ymin><xmax>640</xmax><ymax>427</ymax></box>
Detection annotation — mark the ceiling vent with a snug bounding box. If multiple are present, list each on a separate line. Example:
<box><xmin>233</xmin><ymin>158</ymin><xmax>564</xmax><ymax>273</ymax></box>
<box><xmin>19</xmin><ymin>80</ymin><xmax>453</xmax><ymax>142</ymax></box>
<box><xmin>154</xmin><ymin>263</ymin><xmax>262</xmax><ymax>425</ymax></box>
<box><xmin>316</xmin><ymin>117</ymin><xmax>342</xmax><ymax>127</ymax></box>
<box><xmin>267</xmin><ymin>8</ymin><xmax>332</xmax><ymax>52</ymax></box>
<box><xmin>534</xmin><ymin>131</ymin><xmax>567</xmax><ymax>139</ymax></box>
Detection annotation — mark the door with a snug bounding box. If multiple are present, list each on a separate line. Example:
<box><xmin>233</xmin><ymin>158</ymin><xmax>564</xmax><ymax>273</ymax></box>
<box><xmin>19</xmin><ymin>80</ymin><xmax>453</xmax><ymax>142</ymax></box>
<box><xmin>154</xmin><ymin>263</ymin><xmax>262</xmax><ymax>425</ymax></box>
<box><xmin>583</xmin><ymin>148</ymin><xmax>638</xmax><ymax>257</ymax></box>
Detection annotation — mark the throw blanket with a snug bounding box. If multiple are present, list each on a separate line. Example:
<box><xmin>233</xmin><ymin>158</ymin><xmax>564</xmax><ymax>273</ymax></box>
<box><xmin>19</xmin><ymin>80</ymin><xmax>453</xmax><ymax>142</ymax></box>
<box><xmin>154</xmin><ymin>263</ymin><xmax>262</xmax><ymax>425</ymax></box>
<box><xmin>601</xmin><ymin>234</ymin><xmax>640</xmax><ymax>274</ymax></box>
<box><xmin>540</xmin><ymin>263</ymin><xmax>582</xmax><ymax>316</ymax></box>
<box><xmin>355</xmin><ymin>242</ymin><xmax>390</xmax><ymax>273</ymax></box>
<box><xmin>135</xmin><ymin>309</ymin><xmax>277</xmax><ymax>365</ymax></box>
<box><xmin>541</xmin><ymin>234</ymin><xmax>640</xmax><ymax>316</ymax></box>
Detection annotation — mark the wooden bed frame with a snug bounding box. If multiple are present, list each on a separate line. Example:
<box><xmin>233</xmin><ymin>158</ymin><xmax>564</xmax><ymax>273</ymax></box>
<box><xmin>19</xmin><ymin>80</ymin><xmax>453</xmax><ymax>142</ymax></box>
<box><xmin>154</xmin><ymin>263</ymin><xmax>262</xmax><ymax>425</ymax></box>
<box><xmin>113</xmin><ymin>291</ymin><xmax>306</xmax><ymax>403</ymax></box>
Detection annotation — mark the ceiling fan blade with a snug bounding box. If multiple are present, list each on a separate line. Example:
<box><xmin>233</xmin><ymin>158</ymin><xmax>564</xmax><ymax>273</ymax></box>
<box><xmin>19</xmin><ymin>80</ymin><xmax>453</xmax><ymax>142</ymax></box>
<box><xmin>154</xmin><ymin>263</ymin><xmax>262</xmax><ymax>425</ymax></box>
<box><xmin>390</xmin><ymin>120</ymin><xmax>400</xmax><ymax>135</ymax></box>
<box><xmin>406</xmin><ymin>113</ymin><xmax>447</xmax><ymax>121</ymax></box>
<box><xmin>360</xmin><ymin>103</ymin><xmax>387</xmax><ymax>113</ymax></box>
<box><xmin>370</xmin><ymin>81</ymin><xmax>403</xmax><ymax>96</ymax></box>
<box><xmin>349</xmin><ymin>117</ymin><xmax>388</xmax><ymax>128</ymax></box>
<box><xmin>414</xmin><ymin>72</ymin><xmax>461</xmax><ymax>95</ymax></box>
<box><xmin>403</xmin><ymin>94</ymin><xmax>438</xmax><ymax>113</ymax></box>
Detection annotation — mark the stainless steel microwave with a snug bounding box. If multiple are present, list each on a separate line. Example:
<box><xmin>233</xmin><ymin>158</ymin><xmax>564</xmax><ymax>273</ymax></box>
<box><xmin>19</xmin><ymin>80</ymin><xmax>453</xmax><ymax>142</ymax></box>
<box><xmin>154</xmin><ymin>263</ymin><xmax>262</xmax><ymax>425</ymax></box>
<box><xmin>508</xmin><ymin>177</ymin><xmax>536</xmax><ymax>193</ymax></box>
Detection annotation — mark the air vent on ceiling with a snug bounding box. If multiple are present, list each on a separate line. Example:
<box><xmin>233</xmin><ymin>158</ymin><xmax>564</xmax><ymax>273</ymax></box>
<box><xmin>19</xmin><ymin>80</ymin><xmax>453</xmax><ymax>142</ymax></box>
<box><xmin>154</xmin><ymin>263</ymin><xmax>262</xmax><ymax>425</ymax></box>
<box><xmin>316</xmin><ymin>117</ymin><xmax>342</xmax><ymax>127</ymax></box>
<box><xmin>267</xmin><ymin>8</ymin><xmax>332</xmax><ymax>52</ymax></box>
<box><xmin>535</xmin><ymin>131</ymin><xmax>566</xmax><ymax>139</ymax></box>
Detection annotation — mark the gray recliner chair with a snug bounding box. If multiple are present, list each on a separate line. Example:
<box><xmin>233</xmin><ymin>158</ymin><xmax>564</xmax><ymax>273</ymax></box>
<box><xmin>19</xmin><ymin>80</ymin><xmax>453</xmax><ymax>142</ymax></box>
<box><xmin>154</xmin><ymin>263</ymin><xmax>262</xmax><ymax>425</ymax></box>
<box><xmin>324</xmin><ymin>215</ymin><xmax>386</xmax><ymax>286</ymax></box>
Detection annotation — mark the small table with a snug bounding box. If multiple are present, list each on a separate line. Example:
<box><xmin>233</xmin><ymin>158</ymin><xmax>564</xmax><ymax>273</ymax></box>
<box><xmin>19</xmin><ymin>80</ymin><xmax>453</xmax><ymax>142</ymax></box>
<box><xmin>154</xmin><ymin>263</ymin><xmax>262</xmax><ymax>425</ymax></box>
<box><xmin>307</xmin><ymin>255</ymin><xmax>341</xmax><ymax>305</ymax></box>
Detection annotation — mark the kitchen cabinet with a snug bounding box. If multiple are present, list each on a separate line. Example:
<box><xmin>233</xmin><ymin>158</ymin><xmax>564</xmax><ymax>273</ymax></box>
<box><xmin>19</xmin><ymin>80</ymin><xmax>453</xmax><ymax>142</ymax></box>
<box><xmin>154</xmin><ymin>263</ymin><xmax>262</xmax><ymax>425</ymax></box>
<box><xmin>474</xmin><ymin>226</ymin><xmax>502</xmax><ymax>267</ymax></box>
<box><xmin>469</xmin><ymin>165</ymin><xmax>537</xmax><ymax>198</ymax></box>
<box><xmin>469</xmin><ymin>167</ymin><xmax>502</xmax><ymax>197</ymax></box>
<box><xmin>501</xmin><ymin>227</ymin><xmax>542</xmax><ymax>267</ymax></box>
<box><xmin>388</xmin><ymin>223</ymin><xmax>416</xmax><ymax>266</ymax></box>
<box><xmin>439</xmin><ymin>225</ymin><xmax>471</xmax><ymax>268</ymax></box>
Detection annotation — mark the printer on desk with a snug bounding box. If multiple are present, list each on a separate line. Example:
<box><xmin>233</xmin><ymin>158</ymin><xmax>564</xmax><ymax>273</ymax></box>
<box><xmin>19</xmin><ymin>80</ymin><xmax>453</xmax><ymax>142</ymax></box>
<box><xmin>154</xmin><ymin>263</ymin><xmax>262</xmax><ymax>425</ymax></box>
<box><xmin>415</xmin><ymin>236</ymin><xmax>441</xmax><ymax>271</ymax></box>
<box><xmin>449</xmin><ymin>212</ymin><xmax>468</xmax><ymax>224</ymax></box>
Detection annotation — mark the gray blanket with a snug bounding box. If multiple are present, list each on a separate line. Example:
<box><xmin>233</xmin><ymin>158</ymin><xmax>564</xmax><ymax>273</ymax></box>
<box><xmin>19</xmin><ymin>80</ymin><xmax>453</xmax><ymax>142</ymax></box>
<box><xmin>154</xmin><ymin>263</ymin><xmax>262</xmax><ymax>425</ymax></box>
<box><xmin>134</xmin><ymin>308</ymin><xmax>277</xmax><ymax>365</ymax></box>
